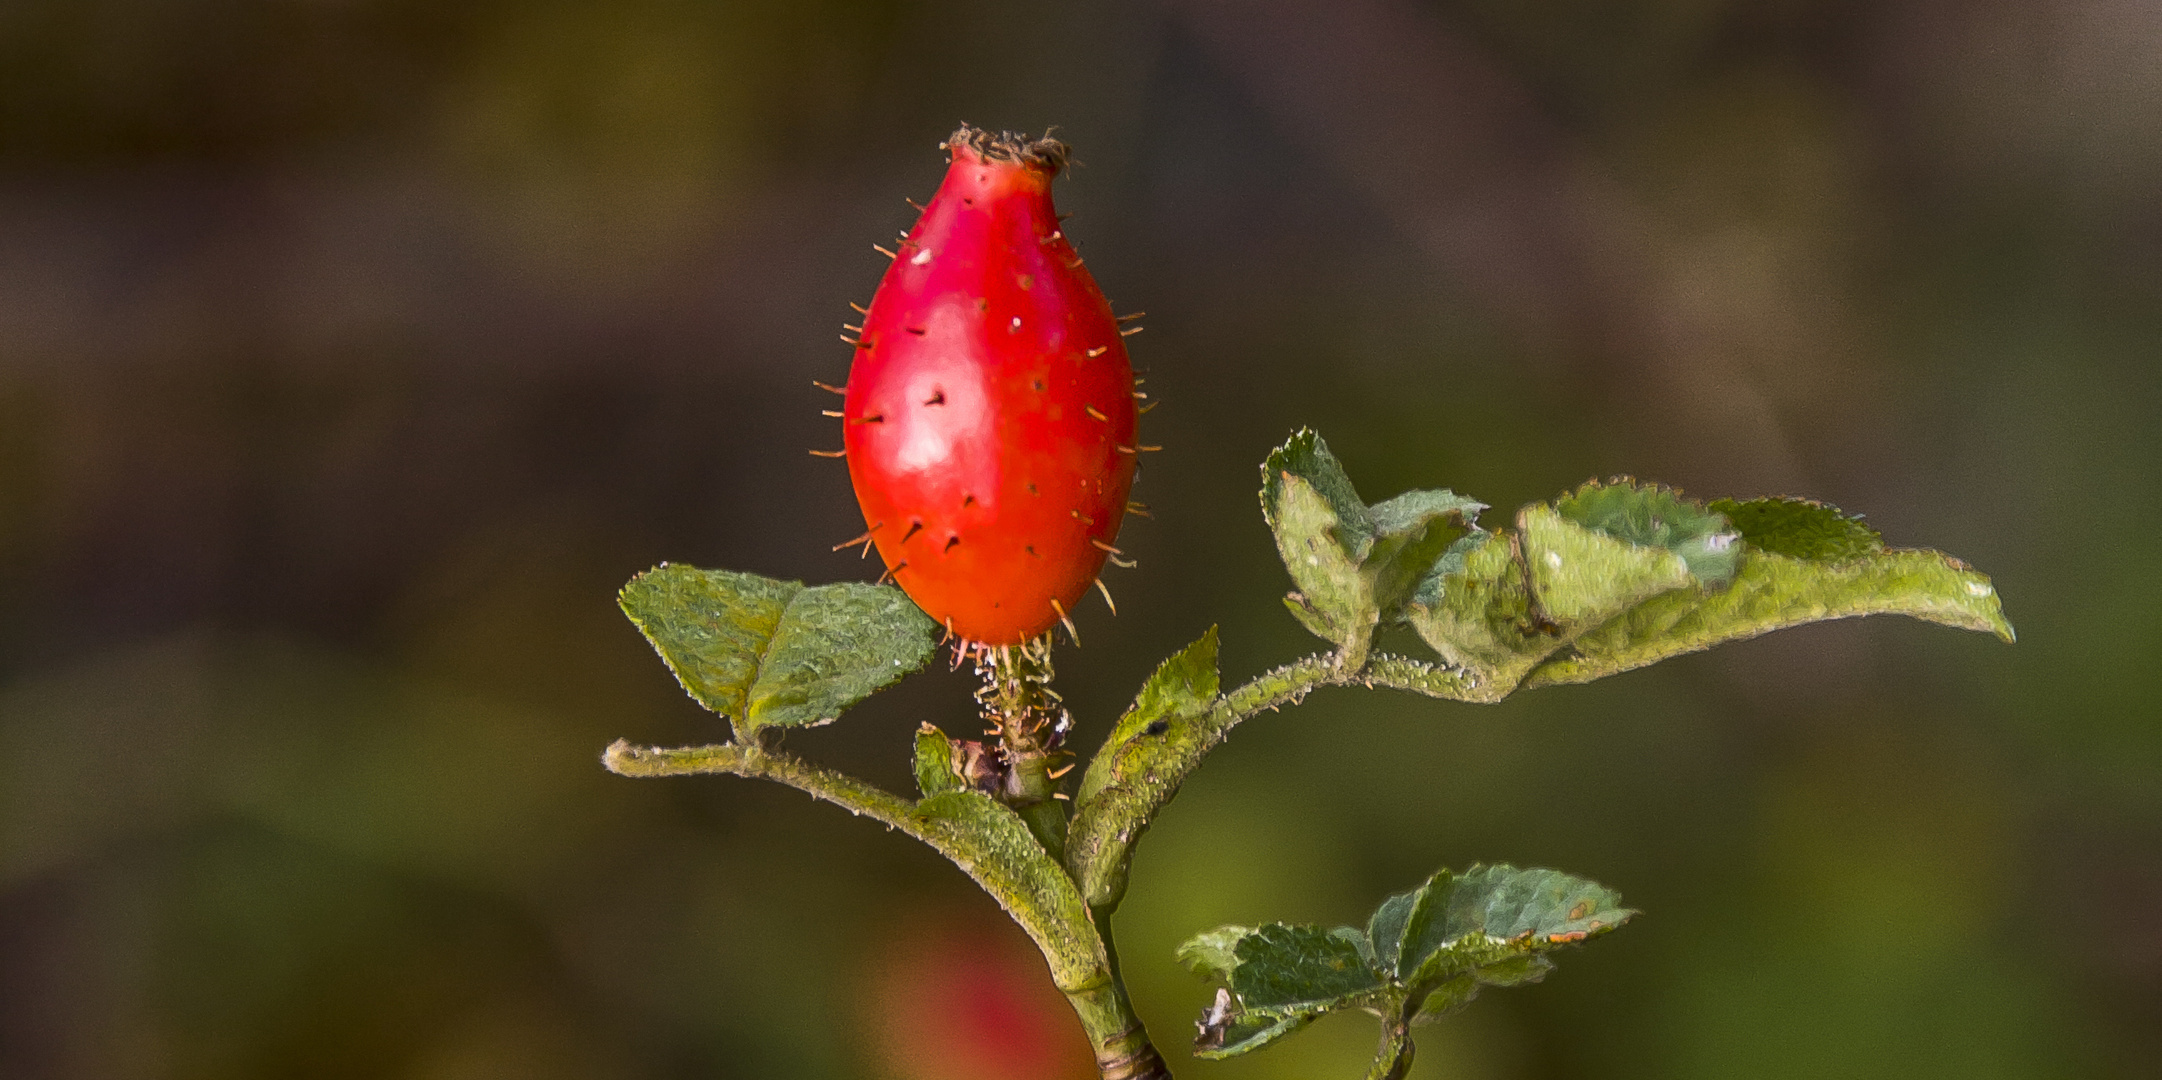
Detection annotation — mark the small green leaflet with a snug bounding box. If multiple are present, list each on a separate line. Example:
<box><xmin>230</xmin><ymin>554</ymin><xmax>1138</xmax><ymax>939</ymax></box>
<box><xmin>1068</xmin><ymin>627</ymin><xmax>1224</xmax><ymax>909</ymax></box>
<box><xmin>618</xmin><ymin>565</ymin><xmax>937</xmax><ymax>739</ymax></box>
<box><xmin>1260</xmin><ymin>430</ymin><xmax>1483</xmax><ymax>666</ymax></box>
<box><xmin>1179</xmin><ymin>865</ymin><xmax>1633</xmax><ymax>1061</ymax></box>
<box><xmin>913</xmin><ymin>723</ymin><xmax>965</xmax><ymax>799</ymax></box>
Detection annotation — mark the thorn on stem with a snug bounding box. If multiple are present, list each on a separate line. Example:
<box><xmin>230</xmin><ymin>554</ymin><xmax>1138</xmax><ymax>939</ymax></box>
<box><xmin>1094</xmin><ymin>577</ymin><xmax>1117</xmax><ymax>615</ymax></box>
<box><xmin>872</xmin><ymin>244</ymin><xmax>897</xmax><ymax>259</ymax></box>
<box><xmin>813</xmin><ymin>379</ymin><xmax>846</xmax><ymax>395</ymax></box>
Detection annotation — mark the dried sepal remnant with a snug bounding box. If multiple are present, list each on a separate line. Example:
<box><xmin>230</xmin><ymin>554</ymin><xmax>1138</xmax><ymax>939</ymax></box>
<box><xmin>942</xmin><ymin>123</ymin><xmax>1073</xmax><ymax>173</ymax></box>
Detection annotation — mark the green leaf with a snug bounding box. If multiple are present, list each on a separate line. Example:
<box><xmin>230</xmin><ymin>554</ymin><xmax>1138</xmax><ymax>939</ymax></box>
<box><xmin>1520</xmin><ymin>502</ymin><xmax>1702</xmax><ymax>625</ymax></box>
<box><xmin>1197</xmin><ymin>1013</ymin><xmax>1315</xmax><ymax>1060</ymax></box>
<box><xmin>1558</xmin><ymin>480</ymin><xmax>1741</xmax><ymax>587</ymax></box>
<box><xmin>1230</xmin><ymin>923</ymin><xmax>1384</xmax><ymax>1015</ymax></box>
<box><xmin>1523</xmin><ymin>544</ymin><xmax>2015</xmax><ymax>688</ymax></box>
<box><xmin>1176</xmin><ymin>925</ymin><xmax>1254</xmax><ymax>982</ymax></box>
<box><xmin>913</xmin><ymin>724</ymin><xmax>963</xmax><ymax>799</ymax></box>
<box><xmin>1069</xmin><ymin>628</ymin><xmax>1224</xmax><ymax>908</ymax></box>
<box><xmin>619</xmin><ymin>565</ymin><xmax>937</xmax><ymax>739</ymax></box>
<box><xmin>1260</xmin><ymin>431</ymin><xmax>1482</xmax><ymax>663</ymax></box>
<box><xmin>912</xmin><ymin>791</ymin><xmax>1108</xmax><ymax>993</ymax></box>
<box><xmin>1391</xmin><ymin>865</ymin><xmax>1633</xmax><ymax>992</ymax></box>
<box><xmin>1406</xmin><ymin>485</ymin><xmax>1744</xmax><ymax>700</ymax></box>
<box><xmin>1709</xmin><ymin>496</ymin><xmax>1882</xmax><ymax>561</ymax></box>
<box><xmin>1182</xmin><ymin>864</ymin><xmax>1633</xmax><ymax>1065</ymax></box>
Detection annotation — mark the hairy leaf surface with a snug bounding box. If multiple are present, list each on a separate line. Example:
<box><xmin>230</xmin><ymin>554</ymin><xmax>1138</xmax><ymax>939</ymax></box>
<box><xmin>1180</xmin><ymin>864</ymin><xmax>1632</xmax><ymax>1061</ymax></box>
<box><xmin>619</xmin><ymin>565</ymin><xmax>936</xmax><ymax>738</ymax></box>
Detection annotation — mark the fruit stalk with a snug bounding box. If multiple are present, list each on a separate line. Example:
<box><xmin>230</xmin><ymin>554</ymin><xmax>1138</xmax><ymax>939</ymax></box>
<box><xmin>970</xmin><ymin>636</ymin><xmax>1073</xmax><ymax>860</ymax></box>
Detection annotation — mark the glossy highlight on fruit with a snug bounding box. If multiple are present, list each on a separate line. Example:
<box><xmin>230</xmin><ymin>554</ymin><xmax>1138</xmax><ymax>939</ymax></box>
<box><xmin>838</xmin><ymin>125</ymin><xmax>1139</xmax><ymax>646</ymax></box>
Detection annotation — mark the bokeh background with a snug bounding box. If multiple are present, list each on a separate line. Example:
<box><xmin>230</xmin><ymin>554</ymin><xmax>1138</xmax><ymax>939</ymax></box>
<box><xmin>1</xmin><ymin>0</ymin><xmax>2156</xmax><ymax>1077</ymax></box>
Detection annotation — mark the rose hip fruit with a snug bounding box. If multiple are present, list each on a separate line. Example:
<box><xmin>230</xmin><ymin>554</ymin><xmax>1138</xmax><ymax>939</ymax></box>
<box><xmin>838</xmin><ymin>125</ymin><xmax>1139</xmax><ymax>646</ymax></box>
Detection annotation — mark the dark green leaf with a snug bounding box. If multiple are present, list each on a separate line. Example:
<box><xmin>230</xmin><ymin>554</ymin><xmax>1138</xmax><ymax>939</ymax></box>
<box><xmin>619</xmin><ymin>565</ymin><xmax>937</xmax><ymax>738</ymax></box>
<box><xmin>1181</xmin><ymin>864</ymin><xmax>1633</xmax><ymax>1066</ymax></box>
<box><xmin>1393</xmin><ymin>865</ymin><xmax>1632</xmax><ymax>991</ymax></box>
<box><xmin>1708</xmin><ymin>497</ymin><xmax>1883</xmax><ymax>561</ymax></box>
<box><xmin>1261</xmin><ymin>429</ymin><xmax>1372</xmax><ymax>553</ymax></box>
<box><xmin>1228</xmin><ymin>923</ymin><xmax>1383</xmax><ymax>1015</ymax></box>
<box><xmin>913</xmin><ymin>724</ymin><xmax>963</xmax><ymax>799</ymax></box>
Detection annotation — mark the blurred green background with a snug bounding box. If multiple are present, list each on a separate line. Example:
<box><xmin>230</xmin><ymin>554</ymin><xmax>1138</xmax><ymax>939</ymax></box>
<box><xmin>1</xmin><ymin>1</ymin><xmax>2155</xmax><ymax>1077</ymax></box>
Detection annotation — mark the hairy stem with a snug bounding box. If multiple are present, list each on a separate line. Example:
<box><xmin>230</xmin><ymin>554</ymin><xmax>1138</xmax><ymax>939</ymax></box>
<box><xmin>604</xmin><ymin>738</ymin><xmax>1164</xmax><ymax>1078</ymax></box>
<box><xmin>604</xmin><ymin>739</ymin><xmax>919</xmax><ymax>829</ymax></box>
<box><xmin>1067</xmin><ymin>648</ymin><xmax>1479</xmax><ymax>912</ymax></box>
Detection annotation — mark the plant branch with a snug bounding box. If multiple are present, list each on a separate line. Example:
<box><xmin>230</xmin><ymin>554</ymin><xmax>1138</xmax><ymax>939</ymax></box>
<box><xmin>604</xmin><ymin>738</ymin><xmax>921</xmax><ymax>831</ymax></box>
<box><xmin>604</xmin><ymin>738</ymin><xmax>1112</xmax><ymax>994</ymax></box>
<box><xmin>1067</xmin><ymin>647</ymin><xmax>1480</xmax><ymax>912</ymax></box>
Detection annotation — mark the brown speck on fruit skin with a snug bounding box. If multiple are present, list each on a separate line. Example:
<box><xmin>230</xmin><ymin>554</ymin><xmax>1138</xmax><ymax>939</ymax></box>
<box><xmin>945</xmin><ymin>536</ymin><xmax>961</xmax><ymax>553</ymax></box>
<box><xmin>924</xmin><ymin>389</ymin><xmax>945</xmax><ymax>406</ymax></box>
<box><xmin>900</xmin><ymin>521</ymin><xmax>924</xmax><ymax>544</ymax></box>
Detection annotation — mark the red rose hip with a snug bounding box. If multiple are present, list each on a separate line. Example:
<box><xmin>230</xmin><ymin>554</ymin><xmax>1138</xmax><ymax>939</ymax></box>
<box><xmin>838</xmin><ymin>126</ymin><xmax>1139</xmax><ymax>646</ymax></box>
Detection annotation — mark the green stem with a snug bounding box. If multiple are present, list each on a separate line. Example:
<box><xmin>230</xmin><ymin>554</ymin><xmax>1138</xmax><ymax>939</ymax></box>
<box><xmin>1065</xmin><ymin>974</ymin><xmax>1174</xmax><ymax>1080</ymax></box>
<box><xmin>1364</xmin><ymin>1013</ymin><xmax>1416</xmax><ymax>1080</ymax></box>
<box><xmin>1067</xmin><ymin>649</ymin><xmax>1480</xmax><ymax>912</ymax></box>
<box><xmin>604</xmin><ymin>739</ymin><xmax>919</xmax><ymax>830</ymax></box>
<box><xmin>606</xmin><ymin>739</ymin><xmax>1167</xmax><ymax>1079</ymax></box>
